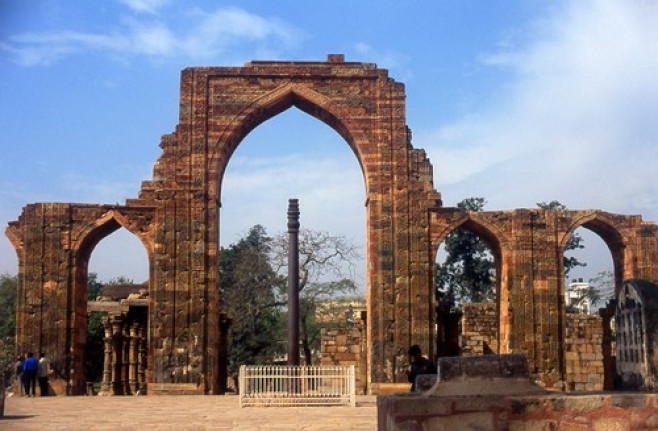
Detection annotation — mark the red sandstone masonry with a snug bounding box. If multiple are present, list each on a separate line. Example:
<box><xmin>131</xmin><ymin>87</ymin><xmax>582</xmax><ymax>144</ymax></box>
<box><xmin>378</xmin><ymin>393</ymin><xmax>658</xmax><ymax>430</ymax></box>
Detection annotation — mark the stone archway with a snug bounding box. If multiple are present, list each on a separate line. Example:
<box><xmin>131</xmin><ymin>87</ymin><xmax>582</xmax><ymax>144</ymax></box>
<box><xmin>431</xmin><ymin>213</ymin><xmax>511</xmax><ymax>358</ymax></box>
<box><xmin>8</xmin><ymin>56</ymin><xmax>658</xmax><ymax>394</ymax></box>
<box><xmin>559</xmin><ymin>211</ymin><xmax>634</xmax><ymax>295</ymax></box>
<box><xmin>140</xmin><ymin>57</ymin><xmax>440</xmax><ymax>391</ymax></box>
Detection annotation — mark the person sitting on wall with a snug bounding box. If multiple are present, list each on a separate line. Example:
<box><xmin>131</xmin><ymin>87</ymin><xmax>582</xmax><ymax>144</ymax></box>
<box><xmin>407</xmin><ymin>344</ymin><xmax>436</xmax><ymax>391</ymax></box>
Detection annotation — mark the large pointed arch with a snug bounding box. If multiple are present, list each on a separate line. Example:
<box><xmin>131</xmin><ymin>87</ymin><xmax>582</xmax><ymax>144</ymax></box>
<box><xmin>212</xmin><ymin>82</ymin><xmax>368</xmax><ymax>193</ymax></box>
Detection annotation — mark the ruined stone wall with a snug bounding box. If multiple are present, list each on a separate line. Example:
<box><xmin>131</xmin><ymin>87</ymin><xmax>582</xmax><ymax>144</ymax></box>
<box><xmin>321</xmin><ymin>326</ymin><xmax>367</xmax><ymax>395</ymax></box>
<box><xmin>431</xmin><ymin>208</ymin><xmax>658</xmax><ymax>388</ymax></box>
<box><xmin>461</xmin><ymin>303</ymin><xmax>498</xmax><ymax>356</ymax></box>
<box><xmin>6</xmin><ymin>203</ymin><xmax>154</xmax><ymax>394</ymax></box>
<box><xmin>564</xmin><ymin>314</ymin><xmax>604</xmax><ymax>391</ymax></box>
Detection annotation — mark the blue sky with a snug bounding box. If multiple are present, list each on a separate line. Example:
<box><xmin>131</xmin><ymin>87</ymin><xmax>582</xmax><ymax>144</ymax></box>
<box><xmin>1</xmin><ymin>0</ymin><xmax>658</xmax><ymax>287</ymax></box>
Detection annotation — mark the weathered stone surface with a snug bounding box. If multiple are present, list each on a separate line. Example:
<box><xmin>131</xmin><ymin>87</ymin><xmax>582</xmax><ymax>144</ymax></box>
<box><xmin>508</xmin><ymin>419</ymin><xmax>557</xmax><ymax>431</ymax></box>
<box><xmin>591</xmin><ymin>418</ymin><xmax>630</xmax><ymax>431</ymax></box>
<box><xmin>378</xmin><ymin>393</ymin><xmax>658</xmax><ymax>431</ymax></box>
<box><xmin>423</xmin><ymin>412</ymin><xmax>496</xmax><ymax>431</ymax></box>
<box><xmin>438</xmin><ymin>354</ymin><xmax>529</xmax><ymax>382</ymax></box>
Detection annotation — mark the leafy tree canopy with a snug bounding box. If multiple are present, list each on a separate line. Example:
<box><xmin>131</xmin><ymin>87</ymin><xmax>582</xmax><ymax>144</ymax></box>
<box><xmin>436</xmin><ymin>197</ymin><xmax>495</xmax><ymax>311</ymax></box>
<box><xmin>220</xmin><ymin>225</ymin><xmax>281</xmax><ymax>374</ymax></box>
<box><xmin>0</xmin><ymin>274</ymin><xmax>17</xmax><ymax>339</ymax></box>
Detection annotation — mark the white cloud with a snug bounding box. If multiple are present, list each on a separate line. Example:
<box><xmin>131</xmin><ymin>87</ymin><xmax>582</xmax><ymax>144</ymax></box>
<box><xmin>419</xmin><ymin>0</ymin><xmax>658</xmax><ymax>218</ymax></box>
<box><xmin>0</xmin><ymin>6</ymin><xmax>299</xmax><ymax>66</ymax></box>
<box><xmin>353</xmin><ymin>42</ymin><xmax>408</xmax><ymax>72</ymax></box>
<box><xmin>117</xmin><ymin>0</ymin><xmax>171</xmax><ymax>14</ymax></box>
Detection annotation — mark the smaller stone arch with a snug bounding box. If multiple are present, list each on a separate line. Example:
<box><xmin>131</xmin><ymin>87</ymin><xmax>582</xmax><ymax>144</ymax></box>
<box><xmin>559</xmin><ymin>211</ymin><xmax>633</xmax><ymax>295</ymax></box>
<box><xmin>432</xmin><ymin>211</ymin><xmax>510</xmax><ymax>261</ymax></box>
<box><xmin>432</xmin><ymin>211</ymin><xmax>512</xmax><ymax>356</ymax></box>
<box><xmin>73</xmin><ymin>209</ymin><xmax>153</xmax><ymax>259</ymax></box>
<box><xmin>69</xmin><ymin>208</ymin><xmax>153</xmax><ymax>393</ymax></box>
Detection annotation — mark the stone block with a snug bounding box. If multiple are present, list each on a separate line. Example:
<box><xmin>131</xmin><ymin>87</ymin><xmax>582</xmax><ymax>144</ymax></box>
<box><xmin>561</xmin><ymin>395</ymin><xmax>606</xmax><ymax>412</ymax></box>
<box><xmin>388</xmin><ymin>396</ymin><xmax>453</xmax><ymax>417</ymax></box>
<box><xmin>591</xmin><ymin>417</ymin><xmax>630</xmax><ymax>431</ymax></box>
<box><xmin>558</xmin><ymin>422</ymin><xmax>589</xmax><ymax>431</ymax></box>
<box><xmin>423</xmin><ymin>412</ymin><xmax>495</xmax><ymax>431</ymax></box>
<box><xmin>610</xmin><ymin>394</ymin><xmax>647</xmax><ymax>409</ymax></box>
<box><xmin>453</xmin><ymin>396</ymin><xmax>508</xmax><ymax>412</ymax></box>
<box><xmin>508</xmin><ymin>419</ymin><xmax>557</xmax><ymax>431</ymax></box>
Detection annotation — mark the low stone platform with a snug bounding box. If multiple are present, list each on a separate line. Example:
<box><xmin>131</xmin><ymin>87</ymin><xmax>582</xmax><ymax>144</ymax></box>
<box><xmin>381</xmin><ymin>355</ymin><xmax>658</xmax><ymax>430</ymax></box>
<box><xmin>414</xmin><ymin>353</ymin><xmax>544</xmax><ymax>395</ymax></box>
<box><xmin>378</xmin><ymin>392</ymin><xmax>658</xmax><ymax>430</ymax></box>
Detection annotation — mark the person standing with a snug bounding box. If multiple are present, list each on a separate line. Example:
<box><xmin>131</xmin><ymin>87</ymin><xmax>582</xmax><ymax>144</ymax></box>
<box><xmin>23</xmin><ymin>352</ymin><xmax>38</xmax><ymax>397</ymax></box>
<box><xmin>38</xmin><ymin>352</ymin><xmax>51</xmax><ymax>396</ymax></box>
<box><xmin>407</xmin><ymin>344</ymin><xmax>436</xmax><ymax>391</ymax></box>
<box><xmin>14</xmin><ymin>354</ymin><xmax>25</xmax><ymax>396</ymax></box>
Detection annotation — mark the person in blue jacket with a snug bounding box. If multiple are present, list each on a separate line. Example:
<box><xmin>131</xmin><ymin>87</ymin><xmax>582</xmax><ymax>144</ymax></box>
<box><xmin>23</xmin><ymin>351</ymin><xmax>39</xmax><ymax>397</ymax></box>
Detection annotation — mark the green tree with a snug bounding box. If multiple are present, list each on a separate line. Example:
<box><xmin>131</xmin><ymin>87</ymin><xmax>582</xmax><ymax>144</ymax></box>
<box><xmin>271</xmin><ymin>229</ymin><xmax>361</xmax><ymax>365</ymax></box>
<box><xmin>0</xmin><ymin>274</ymin><xmax>17</xmax><ymax>387</ymax></box>
<box><xmin>435</xmin><ymin>197</ymin><xmax>496</xmax><ymax>310</ymax></box>
<box><xmin>85</xmin><ymin>312</ymin><xmax>105</xmax><ymax>383</ymax></box>
<box><xmin>87</xmin><ymin>272</ymin><xmax>103</xmax><ymax>301</ymax></box>
<box><xmin>220</xmin><ymin>225</ymin><xmax>282</xmax><ymax>376</ymax></box>
<box><xmin>85</xmin><ymin>272</ymin><xmax>105</xmax><ymax>383</ymax></box>
<box><xmin>0</xmin><ymin>274</ymin><xmax>17</xmax><ymax>338</ymax></box>
<box><xmin>105</xmin><ymin>276</ymin><xmax>134</xmax><ymax>286</ymax></box>
<box><xmin>536</xmin><ymin>201</ymin><xmax>586</xmax><ymax>277</ymax></box>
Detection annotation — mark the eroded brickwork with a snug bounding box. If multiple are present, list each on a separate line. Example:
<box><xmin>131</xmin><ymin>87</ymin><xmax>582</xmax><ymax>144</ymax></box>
<box><xmin>7</xmin><ymin>56</ymin><xmax>658</xmax><ymax>394</ymax></box>
<box><xmin>565</xmin><ymin>314</ymin><xmax>604</xmax><ymax>391</ymax></box>
<box><xmin>461</xmin><ymin>303</ymin><xmax>498</xmax><ymax>356</ymax></box>
<box><xmin>321</xmin><ymin>326</ymin><xmax>367</xmax><ymax>395</ymax></box>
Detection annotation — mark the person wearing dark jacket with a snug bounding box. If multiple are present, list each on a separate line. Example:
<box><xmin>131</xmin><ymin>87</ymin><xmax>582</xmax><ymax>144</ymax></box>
<box><xmin>14</xmin><ymin>354</ymin><xmax>25</xmax><ymax>396</ymax></box>
<box><xmin>23</xmin><ymin>352</ymin><xmax>39</xmax><ymax>397</ymax></box>
<box><xmin>407</xmin><ymin>344</ymin><xmax>436</xmax><ymax>391</ymax></box>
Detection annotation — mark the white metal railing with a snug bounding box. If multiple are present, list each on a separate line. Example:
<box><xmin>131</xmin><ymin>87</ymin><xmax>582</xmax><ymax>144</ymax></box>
<box><xmin>238</xmin><ymin>365</ymin><xmax>356</xmax><ymax>407</ymax></box>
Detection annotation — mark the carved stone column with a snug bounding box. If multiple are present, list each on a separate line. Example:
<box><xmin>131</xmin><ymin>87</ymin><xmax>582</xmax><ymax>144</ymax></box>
<box><xmin>101</xmin><ymin>315</ymin><xmax>113</xmax><ymax>394</ymax></box>
<box><xmin>129</xmin><ymin>321</ymin><xmax>139</xmax><ymax>394</ymax></box>
<box><xmin>122</xmin><ymin>322</ymin><xmax>130</xmax><ymax>394</ymax></box>
<box><xmin>137</xmin><ymin>324</ymin><xmax>147</xmax><ymax>393</ymax></box>
<box><xmin>110</xmin><ymin>316</ymin><xmax>123</xmax><ymax>395</ymax></box>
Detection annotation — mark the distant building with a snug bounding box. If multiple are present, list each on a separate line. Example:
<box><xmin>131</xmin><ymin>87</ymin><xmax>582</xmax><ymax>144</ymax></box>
<box><xmin>565</xmin><ymin>279</ymin><xmax>592</xmax><ymax>314</ymax></box>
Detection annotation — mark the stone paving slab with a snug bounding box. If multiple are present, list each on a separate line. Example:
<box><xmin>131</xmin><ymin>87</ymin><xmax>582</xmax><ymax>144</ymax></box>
<box><xmin>2</xmin><ymin>395</ymin><xmax>377</xmax><ymax>430</ymax></box>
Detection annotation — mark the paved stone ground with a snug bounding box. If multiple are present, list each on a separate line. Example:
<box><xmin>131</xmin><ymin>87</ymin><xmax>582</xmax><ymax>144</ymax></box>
<box><xmin>2</xmin><ymin>394</ymin><xmax>378</xmax><ymax>430</ymax></box>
